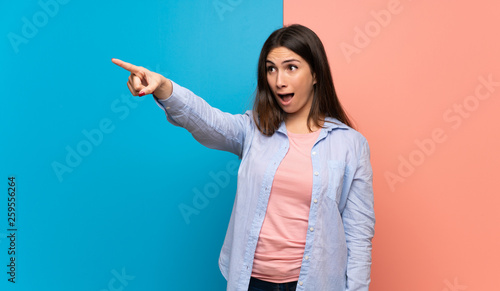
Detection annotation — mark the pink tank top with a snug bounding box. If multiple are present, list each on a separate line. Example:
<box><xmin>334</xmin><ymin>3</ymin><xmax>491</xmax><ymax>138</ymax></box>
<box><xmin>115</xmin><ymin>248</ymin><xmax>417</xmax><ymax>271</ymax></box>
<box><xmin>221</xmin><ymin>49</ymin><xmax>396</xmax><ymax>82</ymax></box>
<box><xmin>251</xmin><ymin>129</ymin><xmax>321</xmax><ymax>283</ymax></box>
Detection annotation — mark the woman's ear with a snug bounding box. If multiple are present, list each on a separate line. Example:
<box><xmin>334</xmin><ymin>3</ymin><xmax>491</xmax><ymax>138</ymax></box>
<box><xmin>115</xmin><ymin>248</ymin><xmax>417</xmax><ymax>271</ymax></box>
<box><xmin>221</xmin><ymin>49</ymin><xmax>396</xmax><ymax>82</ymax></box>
<box><xmin>313</xmin><ymin>73</ymin><xmax>317</xmax><ymax>85</ymax></box>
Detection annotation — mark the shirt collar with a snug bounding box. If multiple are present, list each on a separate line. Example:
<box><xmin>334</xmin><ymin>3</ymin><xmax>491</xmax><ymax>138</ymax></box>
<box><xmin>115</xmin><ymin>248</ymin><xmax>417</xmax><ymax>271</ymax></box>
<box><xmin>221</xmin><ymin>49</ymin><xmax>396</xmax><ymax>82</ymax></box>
<box><xmin>323</xmin><ymin>117</ymin><xmax>350</xmax><ymax>132</ymax></box>
<box><xmin>276</xmin><ymin>117</ymin><xmax>349</xmax><ymax>135</ymax></box>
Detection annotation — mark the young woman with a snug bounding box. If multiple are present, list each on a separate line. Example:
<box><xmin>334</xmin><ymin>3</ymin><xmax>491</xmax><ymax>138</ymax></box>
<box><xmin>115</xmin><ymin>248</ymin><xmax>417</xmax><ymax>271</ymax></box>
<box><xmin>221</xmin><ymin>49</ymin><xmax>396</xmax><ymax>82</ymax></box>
<box><xmin>112</xmin><ymin>24</ymin><xmax>375</xmax><ymax>291</ymax></box>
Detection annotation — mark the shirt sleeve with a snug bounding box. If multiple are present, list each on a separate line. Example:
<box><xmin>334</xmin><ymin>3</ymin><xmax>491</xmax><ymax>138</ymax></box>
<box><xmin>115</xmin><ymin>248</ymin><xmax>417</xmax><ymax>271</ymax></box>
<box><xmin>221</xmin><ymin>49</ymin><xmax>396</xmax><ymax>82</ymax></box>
<box><xmin>342</xmin><ymin>139</ymin><xmax>375</xmax><ymax>291</ymax></box>
<box><xmin>154</xmin><ymin>81</ymin><xmax>251</xmax><ymax>158</ymax></box>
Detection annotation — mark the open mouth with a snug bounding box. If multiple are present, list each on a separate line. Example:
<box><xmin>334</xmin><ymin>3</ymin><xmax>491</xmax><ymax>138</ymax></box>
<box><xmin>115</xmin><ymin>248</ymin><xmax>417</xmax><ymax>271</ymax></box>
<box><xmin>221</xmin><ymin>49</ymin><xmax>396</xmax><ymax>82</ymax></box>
<box><xmin>277</xmin><ymin>93</ymin><xmax>294</xmax><ymax>103</ymax></box>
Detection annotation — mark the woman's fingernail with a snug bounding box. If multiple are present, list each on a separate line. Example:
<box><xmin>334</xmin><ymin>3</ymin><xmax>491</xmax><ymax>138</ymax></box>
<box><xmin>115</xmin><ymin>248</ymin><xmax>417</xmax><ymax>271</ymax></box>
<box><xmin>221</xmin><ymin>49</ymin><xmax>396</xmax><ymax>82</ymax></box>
<box><xmin>138</xmin><ymin>91</ymin><xmax>145</xmax><ymax>97</ymax></box>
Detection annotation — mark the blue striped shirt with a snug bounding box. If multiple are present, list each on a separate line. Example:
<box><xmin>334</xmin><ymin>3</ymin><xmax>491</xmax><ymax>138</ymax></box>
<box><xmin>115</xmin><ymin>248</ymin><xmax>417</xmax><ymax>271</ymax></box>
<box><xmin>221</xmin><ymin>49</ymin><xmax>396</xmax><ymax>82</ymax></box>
<box><xmin>155</xmin><ymin>81</ymin><xmax>375</xmax><ymax>291</ymax></box>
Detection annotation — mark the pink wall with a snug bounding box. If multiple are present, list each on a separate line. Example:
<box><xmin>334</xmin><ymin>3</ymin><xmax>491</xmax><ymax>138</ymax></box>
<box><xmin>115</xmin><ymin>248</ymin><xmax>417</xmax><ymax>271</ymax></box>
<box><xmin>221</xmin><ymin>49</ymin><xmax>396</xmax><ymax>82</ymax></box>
<box><xmin>285</xmin><ymin>0</ymin><xmax>500</xmax><ymax>290</ymax></box>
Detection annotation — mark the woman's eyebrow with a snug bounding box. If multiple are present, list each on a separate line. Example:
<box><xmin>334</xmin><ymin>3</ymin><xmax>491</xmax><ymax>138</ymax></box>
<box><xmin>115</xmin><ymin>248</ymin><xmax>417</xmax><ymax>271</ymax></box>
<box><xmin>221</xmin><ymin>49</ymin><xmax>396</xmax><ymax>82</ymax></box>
<box><xmin>282</xmin><ymin>59</ymin><xmax>300</xmax><ymax>64</ymax></box>
<box><xmin>266</xmin><ymin>59</ymin><xmax>301</xmax><ymax>65</ymax></box>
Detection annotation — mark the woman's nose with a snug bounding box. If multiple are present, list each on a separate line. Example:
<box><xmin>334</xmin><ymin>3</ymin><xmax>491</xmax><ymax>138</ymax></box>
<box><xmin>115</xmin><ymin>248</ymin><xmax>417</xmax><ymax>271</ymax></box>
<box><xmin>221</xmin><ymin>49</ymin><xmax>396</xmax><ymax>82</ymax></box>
<box><xmin>276</xmin><ymin>71</ymin><xmax>287</xmax><ymax>88</ymax></box>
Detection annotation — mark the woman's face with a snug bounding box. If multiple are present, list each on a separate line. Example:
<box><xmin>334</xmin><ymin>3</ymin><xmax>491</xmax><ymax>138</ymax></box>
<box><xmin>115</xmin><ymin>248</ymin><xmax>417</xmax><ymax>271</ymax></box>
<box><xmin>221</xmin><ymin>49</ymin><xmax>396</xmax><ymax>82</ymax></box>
<box><xmin>266</xmin><ymin>46</ymin><xmax>316</xmax><ymax>120</ymax></box>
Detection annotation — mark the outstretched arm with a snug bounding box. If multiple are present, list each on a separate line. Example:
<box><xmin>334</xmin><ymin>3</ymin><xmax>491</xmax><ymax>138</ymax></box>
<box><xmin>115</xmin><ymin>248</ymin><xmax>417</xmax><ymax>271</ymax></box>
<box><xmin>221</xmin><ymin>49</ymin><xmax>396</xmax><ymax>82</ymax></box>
<box><xmin>111</xmin><ymin>58</ymin><xmax>250</xmax><ymax>157</ymax></box>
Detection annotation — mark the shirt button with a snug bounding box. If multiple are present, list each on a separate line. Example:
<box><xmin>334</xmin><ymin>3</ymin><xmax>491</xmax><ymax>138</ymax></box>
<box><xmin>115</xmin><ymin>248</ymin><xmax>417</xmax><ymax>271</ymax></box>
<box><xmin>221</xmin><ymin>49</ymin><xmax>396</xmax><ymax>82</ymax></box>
<box><xmin>166</xmin><ymin>106</ymin><xmax>171</xmax><ymax>109</ymax></box>
<box><xmin>314</xmin><ymin>171</ymin><xmax>319</xmax><ymax>176</ymax></box>
<box><xmin>312</xmin><ymin>151</ymin><xmax>316</xmax><ymax>155</ymax></box>
<box><xmin>309</xmin><ymin>227</ymin><xmax>314</xmax><ymax>232</ymax></box>
<box><xmin>305</xmin><ymin>255</ymin><xmax>309</xmax><ymax>260</ymax></box>
<box><xmin>313</xmin><ymin>198</ymin><xmax>318</xmax><ymax>203</ymax></box>
<box><xmin>299</xmin><ymin>281</ymin><xmax>303</xmax><ymax>286</ymax></box>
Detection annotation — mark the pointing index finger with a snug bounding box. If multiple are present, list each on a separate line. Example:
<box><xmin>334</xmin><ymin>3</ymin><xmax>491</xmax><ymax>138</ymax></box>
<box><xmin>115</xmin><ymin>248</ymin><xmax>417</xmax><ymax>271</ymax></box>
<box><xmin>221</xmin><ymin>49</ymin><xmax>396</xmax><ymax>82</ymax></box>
<box><xmin>111</xmin><ymin>58</ymin><xmax>141</xmax><ymax>74</ymax></box>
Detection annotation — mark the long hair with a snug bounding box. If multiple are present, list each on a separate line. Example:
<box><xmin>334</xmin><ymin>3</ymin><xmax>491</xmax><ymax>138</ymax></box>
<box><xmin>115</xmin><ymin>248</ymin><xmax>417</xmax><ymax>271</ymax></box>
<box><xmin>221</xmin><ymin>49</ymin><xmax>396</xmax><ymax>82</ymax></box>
<box><xmin>253</xmin><ymin>24</ymin><xmax>353</xmax><ymax>136</ymax></box>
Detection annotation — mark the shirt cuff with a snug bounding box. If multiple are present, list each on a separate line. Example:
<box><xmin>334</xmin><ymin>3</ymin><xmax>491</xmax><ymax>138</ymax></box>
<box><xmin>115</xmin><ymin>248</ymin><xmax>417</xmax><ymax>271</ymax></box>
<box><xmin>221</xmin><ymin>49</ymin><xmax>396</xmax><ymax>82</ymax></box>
<box><xmin>153</xmin><ymin>81</ymin><xmax>190</xmax><ymax>127</ymax></box>
<box><xmin>154</xmin><ymin>80</ymin><xmax>184</xmax><ymax>110</ymax></box>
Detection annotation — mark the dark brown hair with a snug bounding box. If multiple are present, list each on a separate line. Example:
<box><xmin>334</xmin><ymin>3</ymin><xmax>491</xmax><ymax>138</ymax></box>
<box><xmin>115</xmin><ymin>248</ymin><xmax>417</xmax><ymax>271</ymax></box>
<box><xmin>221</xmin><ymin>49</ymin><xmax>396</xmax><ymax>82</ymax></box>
<box><xmin>253</xmin><ymin>24</ymin><xmax>353</xmax><ymax>135</ymax></box>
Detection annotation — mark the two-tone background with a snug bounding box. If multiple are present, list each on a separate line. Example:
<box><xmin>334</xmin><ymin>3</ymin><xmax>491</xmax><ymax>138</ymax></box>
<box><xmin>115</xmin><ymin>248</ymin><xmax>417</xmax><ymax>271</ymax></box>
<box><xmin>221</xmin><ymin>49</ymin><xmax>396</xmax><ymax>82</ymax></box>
<box><xmin>1</xmin><ymin>1</ymin><xmax>499</xmax><ymax>290</ymax></box>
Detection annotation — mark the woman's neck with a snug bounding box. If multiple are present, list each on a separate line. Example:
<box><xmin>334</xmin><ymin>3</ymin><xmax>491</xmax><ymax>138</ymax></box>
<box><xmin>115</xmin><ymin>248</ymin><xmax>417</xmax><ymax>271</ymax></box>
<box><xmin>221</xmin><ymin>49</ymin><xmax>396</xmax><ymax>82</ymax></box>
<box><xmin>285</xmin><ymin>116</ymin><xmax>323</xmax><ymax>134</ymax></box>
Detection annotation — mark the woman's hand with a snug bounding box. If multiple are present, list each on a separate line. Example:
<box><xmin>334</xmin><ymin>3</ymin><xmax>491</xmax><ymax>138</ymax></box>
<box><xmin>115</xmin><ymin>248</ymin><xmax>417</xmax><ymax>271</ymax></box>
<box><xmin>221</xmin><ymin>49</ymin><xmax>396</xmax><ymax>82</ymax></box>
<box><xmin>111</xmin><ymin>58</ymin><xmax>173</xmax><ymax>100</ymax></box>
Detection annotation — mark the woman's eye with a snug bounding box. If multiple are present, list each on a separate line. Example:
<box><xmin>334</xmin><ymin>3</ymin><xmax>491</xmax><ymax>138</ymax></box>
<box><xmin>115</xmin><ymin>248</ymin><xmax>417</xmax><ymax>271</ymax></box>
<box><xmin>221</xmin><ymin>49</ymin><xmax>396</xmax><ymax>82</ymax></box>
<box><xmin>288</xmin><ymin>65</ymin><xmax>298</xmax><ymax>71</ymax></box>
<box><xmin>267</xmin><ymin>66</ymin><xmax>276</xmax><ymax>73</ymax></box>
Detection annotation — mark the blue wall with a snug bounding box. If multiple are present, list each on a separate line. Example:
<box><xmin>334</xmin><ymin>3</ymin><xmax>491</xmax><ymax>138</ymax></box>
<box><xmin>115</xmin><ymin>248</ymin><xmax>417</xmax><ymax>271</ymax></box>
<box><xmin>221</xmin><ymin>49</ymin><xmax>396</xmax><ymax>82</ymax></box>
<box><xmin>1</xmin><ymin>1</ymin><xmax>282</xmax><ymax>290</ymax></box>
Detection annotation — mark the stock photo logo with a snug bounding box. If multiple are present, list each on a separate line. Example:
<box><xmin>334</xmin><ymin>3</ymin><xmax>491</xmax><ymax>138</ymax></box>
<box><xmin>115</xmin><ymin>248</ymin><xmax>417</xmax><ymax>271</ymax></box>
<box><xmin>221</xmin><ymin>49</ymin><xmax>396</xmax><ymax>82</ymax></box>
<box><xmin>100</xmin><ymin>267</ymin><xmax>135</xmax><ymax>291</ymax></box>
<box><xmin>213</xmin><ymin>0</ymin><xmax>243</xmax><ymax>21</ymax></box>
<box><xmin>385</xmin><ymin>74</ymin><xmax>499</xmax><ymax>192</ymax></box>
<box><xmin>442</xmin><ymin>277</ymin><xmax>467</xmax><ymax>291</ymax></box>
<box><xmin>340</xmin><ymin>0</ymin><xmax>405</xmax><ymax>63</ymax></box>
<box><xmin>178</xmin><ymin>159</ymin><xmax>239</xmax><ymax>224</ymax></box>
<box><xmin>7</xmin><ymin>0</ymin><xmax>71</xmax><ymax>54</ymax></box>
<box><xmin>51</xmin><ymin>93</ymin><xmax>147</xmax><ymax>182</ymax></box>
<box><xmin>50</xmin><ymin>64</ymin><xmax>170</xmax><ymax>182</ymax></box>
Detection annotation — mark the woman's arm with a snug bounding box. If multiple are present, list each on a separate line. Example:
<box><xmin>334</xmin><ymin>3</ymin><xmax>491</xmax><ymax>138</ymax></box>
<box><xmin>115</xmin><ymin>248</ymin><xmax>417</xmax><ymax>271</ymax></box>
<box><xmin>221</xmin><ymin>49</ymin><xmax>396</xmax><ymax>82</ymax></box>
<box><xmin>342</xmin><ymin>140</ymin><xmax>375</xmax><ymax>291</ymax></box>
<box><xmin>155</xmin><ymin>81</ymin><xmax>250</xmax><ymax>156</ymax></box>
<box><xmin>111</xmin><ymin>58</ymin><xmax>250</xmax><ymax>157</ymax></box>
